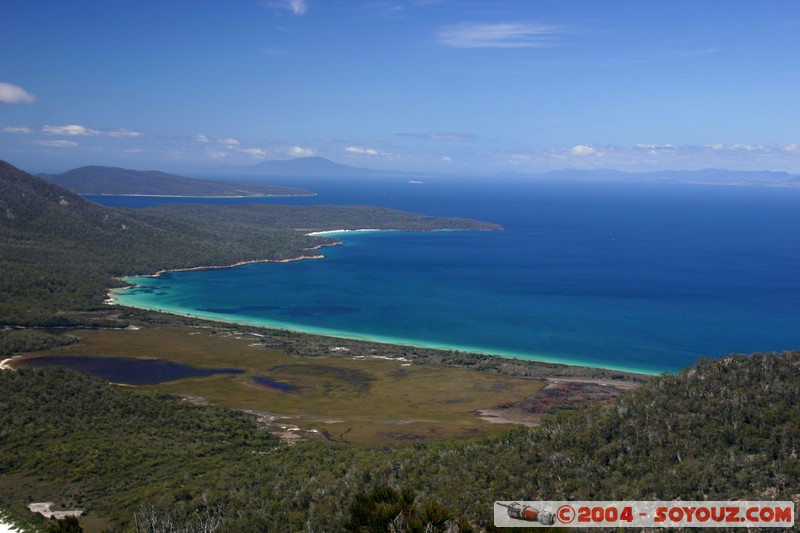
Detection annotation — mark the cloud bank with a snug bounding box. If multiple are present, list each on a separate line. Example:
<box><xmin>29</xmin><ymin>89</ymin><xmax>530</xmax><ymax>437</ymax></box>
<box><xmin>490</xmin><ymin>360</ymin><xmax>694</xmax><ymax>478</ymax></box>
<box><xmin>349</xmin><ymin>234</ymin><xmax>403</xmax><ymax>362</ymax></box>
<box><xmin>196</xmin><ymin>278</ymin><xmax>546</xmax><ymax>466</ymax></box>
<box><xmin>345</xmin><ymin>145</ymin><xmax>380</xmax><ymax>156</ymax></box>
<box><xmin>2</xmin><ymin>126</ymin><xmax>33</xmax><ymax>134</ymax></box>
<box><xmin>43</xmin><ymin>124</ymin><xmax>142</xmax><ymax>138</ymax></box>
<box><xmin>288</xmin><ymin>146</ymin><xmax>315</xmax><ymax>157</ymax></box>
<box><xmin>0</xmin><ymin>82</ymin><xmax>35</xmax><ymax>104</ymax></box>
<box><xmin>494</xmin><ymin>143</ymin><xmax>800</xmax><ymax>172</ymax></box>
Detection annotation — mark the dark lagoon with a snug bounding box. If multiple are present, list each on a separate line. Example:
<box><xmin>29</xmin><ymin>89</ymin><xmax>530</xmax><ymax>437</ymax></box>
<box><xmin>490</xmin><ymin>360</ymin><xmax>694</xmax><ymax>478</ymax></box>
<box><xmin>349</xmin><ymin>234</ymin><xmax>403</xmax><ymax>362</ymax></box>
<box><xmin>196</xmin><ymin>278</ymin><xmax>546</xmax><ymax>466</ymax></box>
<box><xmin>14</xmin><ymin>355</ymin><xmax>245</xmax><ymax>385</ymax></box>
<box><xmin>251</xmin><ymin>376</ymin><xmax>297</xmax><ymax>392</ymax></box>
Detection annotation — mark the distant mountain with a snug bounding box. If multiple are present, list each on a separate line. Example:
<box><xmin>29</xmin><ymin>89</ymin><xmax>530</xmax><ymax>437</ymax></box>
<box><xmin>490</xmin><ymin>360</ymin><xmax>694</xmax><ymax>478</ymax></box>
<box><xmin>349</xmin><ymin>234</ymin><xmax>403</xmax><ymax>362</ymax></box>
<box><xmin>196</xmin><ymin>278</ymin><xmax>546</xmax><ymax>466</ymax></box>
<box><xmin>254</xmin><ymin>156</ymin><xmax>366</xmax><ymax>177</ymax></box>
<box><xmin>41</xmin><ymin>165</ymin><xmax>313</xmax><ymax>196</ymax></box>
<box><xmin>216</xmin><ymin>157</ymin><xmax>425</xmax><ymax>179</ymax></box>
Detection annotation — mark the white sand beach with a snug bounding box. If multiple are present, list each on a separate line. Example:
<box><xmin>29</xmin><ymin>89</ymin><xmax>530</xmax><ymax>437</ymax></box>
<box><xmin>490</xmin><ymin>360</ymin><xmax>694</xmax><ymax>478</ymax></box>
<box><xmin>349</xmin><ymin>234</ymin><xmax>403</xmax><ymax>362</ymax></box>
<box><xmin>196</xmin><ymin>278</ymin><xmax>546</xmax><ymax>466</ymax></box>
<box><xmin>306</xmin><ymin>228</ymin><xmax>386</xmax><ymax>236</ymax></box>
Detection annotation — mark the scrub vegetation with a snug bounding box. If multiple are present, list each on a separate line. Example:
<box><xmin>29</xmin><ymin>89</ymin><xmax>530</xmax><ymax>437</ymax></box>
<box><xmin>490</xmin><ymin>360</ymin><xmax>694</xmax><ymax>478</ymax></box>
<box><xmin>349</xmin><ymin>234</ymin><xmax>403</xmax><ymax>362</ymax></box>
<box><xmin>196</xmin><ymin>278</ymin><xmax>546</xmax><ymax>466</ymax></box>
<box><xmin>1</xmin><ymin>351</ymin><xmax>798</xmax><ymax>531</ymax></box>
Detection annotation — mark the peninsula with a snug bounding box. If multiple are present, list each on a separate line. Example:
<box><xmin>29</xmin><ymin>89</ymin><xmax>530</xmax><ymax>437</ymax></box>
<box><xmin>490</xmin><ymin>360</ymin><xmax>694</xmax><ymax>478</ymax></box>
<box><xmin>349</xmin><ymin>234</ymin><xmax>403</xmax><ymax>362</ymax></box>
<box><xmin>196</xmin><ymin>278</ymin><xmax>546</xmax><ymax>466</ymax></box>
<box><xmin>0</xmin><ymin>160</ymin><xmax>499</xmax><ymax>327</ymax></box>
<box><xmin>40</xmin><ymin>165</ymin><xmax>313</xmax><ymax>197</ymax></box>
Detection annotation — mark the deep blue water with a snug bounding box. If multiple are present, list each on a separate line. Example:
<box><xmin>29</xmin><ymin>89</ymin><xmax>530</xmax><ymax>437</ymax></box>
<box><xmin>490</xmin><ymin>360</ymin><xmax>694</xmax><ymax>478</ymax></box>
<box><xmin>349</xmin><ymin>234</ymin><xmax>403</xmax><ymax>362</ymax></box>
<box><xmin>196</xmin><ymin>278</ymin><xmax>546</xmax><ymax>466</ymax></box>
<box><xmin>99</xmin><ymin>178</ymin><xmax>800</xmax><ymax>374</ymax></box>
<box><xmin>15</xmin><ymin>355</ymin><xmax>245</xmax><ymax>384</ymax></box>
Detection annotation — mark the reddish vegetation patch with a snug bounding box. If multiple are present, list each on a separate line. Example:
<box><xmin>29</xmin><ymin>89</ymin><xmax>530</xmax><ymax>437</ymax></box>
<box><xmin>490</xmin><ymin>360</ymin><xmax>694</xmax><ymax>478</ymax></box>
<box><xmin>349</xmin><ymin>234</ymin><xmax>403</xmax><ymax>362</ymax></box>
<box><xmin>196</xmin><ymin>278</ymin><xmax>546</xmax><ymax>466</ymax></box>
<box><xmin>501</xmin><ymin>382</ymin><xmax>625</xmax><ymax>415</ymax></box>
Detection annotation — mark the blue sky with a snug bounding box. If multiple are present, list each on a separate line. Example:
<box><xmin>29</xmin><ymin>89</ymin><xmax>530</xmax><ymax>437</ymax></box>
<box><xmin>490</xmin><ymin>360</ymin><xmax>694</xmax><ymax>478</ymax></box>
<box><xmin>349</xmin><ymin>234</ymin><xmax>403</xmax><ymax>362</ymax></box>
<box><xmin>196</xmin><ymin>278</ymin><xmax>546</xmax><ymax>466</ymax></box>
<box><xmin>1</xmin><ymin>0</ymin><xmax>799</xmax><ymax>174</ymax></box>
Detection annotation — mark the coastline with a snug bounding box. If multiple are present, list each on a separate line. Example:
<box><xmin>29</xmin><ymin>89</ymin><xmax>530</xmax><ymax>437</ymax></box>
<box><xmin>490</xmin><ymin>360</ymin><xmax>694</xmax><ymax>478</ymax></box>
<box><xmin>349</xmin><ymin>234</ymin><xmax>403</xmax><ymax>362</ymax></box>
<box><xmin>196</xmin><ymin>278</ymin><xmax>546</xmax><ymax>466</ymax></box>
<box><xmin>105</xmin><ymin>253</ymin><xmax>327</xmax><ymax>305</ymax></box>
<box><xmin>306</xmin><ymin>228</ymin><xmax>391</xmax><ymax>236</ymax></box>
<box><xmin>106</xmin><ymin>293</ymin><xmax>659</xmax><ymax>375</ymax></box>
<box><xmin>107</xmin><ymin>228</ymin><xmax>403</xmax><ymax>300</ymax></box>
<box><xmin>140</xmin><ymin>253</ymin><xmax>326</xmax><ymax>279</ymax></box>
<box><xmin>106</xmin><ymin>227</ymin><xmax>659</xmax><ymax>376</ymax></box>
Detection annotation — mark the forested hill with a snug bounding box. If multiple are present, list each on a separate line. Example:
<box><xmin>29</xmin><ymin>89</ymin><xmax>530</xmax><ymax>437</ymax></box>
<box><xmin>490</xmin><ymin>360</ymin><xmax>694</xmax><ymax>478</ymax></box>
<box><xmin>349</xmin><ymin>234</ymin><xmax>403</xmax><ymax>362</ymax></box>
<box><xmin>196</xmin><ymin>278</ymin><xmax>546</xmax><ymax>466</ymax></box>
<box><xmin>0</xmin><ymin>160</ymin><xmax>499</xmax><ymax>326</ymax></box>
<box><xmin>41</xmin><ymin>165</ymin><xmax>313</xmax><ymax>197</ymax></box>
<box><xmin>1</xmin><ymin>351</ymin><xmax>798</xmax><ymax>530</ymax></box>
<box><xmin>150</xmin><ymin>203</ymin><xmax>501</xmax><ymax>232</ymax></box>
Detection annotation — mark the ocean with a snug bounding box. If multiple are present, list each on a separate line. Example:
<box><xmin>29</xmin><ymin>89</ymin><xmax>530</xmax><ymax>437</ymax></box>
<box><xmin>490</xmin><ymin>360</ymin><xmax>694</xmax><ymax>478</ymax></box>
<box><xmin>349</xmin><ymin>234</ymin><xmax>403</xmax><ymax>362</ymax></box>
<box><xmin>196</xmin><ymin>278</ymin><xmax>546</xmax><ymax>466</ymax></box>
<box><xmin>97</xmin><ymin>177</ymin><xmax>800</xmax><ymax>374</ymax></box>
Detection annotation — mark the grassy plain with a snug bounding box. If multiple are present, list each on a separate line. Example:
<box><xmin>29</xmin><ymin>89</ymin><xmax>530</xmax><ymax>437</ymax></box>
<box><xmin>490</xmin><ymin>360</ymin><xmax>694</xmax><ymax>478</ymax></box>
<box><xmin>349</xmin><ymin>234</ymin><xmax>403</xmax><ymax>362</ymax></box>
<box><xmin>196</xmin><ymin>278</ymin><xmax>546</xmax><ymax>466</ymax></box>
<box><xmin>23</xmin><ymin>326</ymin><xmax>546</xmax><ymax>446</ymax></box>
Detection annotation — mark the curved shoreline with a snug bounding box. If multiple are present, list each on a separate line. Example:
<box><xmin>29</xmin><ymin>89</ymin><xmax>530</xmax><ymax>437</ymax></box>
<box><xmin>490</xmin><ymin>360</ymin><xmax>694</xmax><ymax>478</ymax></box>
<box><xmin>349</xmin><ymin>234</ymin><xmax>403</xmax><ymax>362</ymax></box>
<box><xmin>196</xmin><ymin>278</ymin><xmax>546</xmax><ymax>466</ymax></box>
<box><xmin>108</xmin><ymin>228</ymin><xmax>399</xmax><ymax>292</ymax></box>
<box><xmin>106</xmin><ymin>228</ymin><xmax>659</xmax><ymax>376</ymax></box>
<box><xmin>141</xmin><ymin>253</ymin><xmax>326</xmax><ymax>279</ymax></box>
<box><xmin>106</xmin><ymin>294</ymin><xmax>659</xmax><ymax>375</ymax></box>
<box><xmin>104</xmin><ymin>253</ymin><xmax>326</xmax><ymax>305</ymax></box>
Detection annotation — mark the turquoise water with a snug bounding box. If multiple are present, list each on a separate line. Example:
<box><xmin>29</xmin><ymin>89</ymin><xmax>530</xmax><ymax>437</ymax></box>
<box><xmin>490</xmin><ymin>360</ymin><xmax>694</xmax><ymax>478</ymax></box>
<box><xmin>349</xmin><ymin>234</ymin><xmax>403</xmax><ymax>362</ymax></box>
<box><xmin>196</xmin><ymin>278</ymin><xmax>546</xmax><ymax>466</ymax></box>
<box><xmin>105</xmin><ymin>178</ymin><xmax>800</xmax><ymax>374</ymax></box>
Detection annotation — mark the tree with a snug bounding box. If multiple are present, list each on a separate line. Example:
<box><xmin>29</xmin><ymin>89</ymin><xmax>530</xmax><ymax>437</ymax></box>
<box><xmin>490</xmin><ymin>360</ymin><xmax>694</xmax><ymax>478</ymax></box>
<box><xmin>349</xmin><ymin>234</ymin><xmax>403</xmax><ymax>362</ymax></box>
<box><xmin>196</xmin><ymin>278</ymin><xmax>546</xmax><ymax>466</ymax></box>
<box><xmin>47</xmin><ymin>516</ymin><xmax>84</xmax><ymax>533</ymax></box>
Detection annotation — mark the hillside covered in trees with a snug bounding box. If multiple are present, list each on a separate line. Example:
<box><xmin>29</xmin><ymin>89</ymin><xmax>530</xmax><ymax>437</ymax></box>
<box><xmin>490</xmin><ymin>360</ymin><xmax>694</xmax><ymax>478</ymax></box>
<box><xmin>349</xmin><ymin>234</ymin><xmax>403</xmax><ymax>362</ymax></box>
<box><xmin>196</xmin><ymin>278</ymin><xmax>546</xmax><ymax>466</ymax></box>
<box><xmin>0</xmin><ymin>161</ymin><xmax>498</xmax><ymax>326</ymax></box>
<box><xmin>40</xmin><ymin>165</ymin><xmax>313</xmax><ymax>197</ymax></box>
<box><xmin>1</xmin><ymin>351</ymin><xmax>798</xmax><ymax>530</ymax></box>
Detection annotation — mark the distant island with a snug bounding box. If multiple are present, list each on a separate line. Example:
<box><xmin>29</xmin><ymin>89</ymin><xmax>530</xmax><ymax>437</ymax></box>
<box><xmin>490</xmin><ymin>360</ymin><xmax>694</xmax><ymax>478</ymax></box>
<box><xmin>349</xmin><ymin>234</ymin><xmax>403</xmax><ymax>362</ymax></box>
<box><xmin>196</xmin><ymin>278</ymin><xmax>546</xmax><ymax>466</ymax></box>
<box><xmin>40</xmin><ymin>165</ymin><xmax>314</xmax><ymax>197</ymax></box>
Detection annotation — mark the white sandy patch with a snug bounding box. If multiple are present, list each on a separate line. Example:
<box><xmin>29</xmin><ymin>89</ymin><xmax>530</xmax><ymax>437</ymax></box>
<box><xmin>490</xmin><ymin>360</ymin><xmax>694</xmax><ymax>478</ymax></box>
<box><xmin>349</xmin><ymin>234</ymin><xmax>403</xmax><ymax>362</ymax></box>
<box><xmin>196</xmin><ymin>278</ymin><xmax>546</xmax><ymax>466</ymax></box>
<box><xmin>28</xmin><ymin>502</ymin><xmax>82</xmax><ymax>520</ymax></box>
<box><xmin>0</xmin><ymin>515</ymin><xmax>22</xmax><ymax>533</ymax></box>
<box><xmin>306</xmin><ymin>228</ymin><xmax>387</xmax><ymax>236</ymax></box>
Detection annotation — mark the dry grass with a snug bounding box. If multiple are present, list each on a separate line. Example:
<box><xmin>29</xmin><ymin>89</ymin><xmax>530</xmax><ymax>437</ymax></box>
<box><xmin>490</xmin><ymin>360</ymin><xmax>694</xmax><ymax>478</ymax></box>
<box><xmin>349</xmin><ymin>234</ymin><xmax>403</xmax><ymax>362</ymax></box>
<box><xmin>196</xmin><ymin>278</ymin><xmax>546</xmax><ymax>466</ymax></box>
<box><xmin>32</xmin><ymin>326</ymin><xmax>545</xmax><ymax>446</ymax></box>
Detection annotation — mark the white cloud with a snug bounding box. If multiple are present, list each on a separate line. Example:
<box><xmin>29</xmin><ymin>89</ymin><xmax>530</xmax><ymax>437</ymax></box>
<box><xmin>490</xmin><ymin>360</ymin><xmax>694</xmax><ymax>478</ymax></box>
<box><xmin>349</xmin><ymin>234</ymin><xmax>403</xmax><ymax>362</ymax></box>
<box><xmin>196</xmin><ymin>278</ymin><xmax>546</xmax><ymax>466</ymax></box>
<box><xmin>634</xmin><ymin>144</ymin><xmax>676</xmax><ymax>156</ymax></box>
<box><xmin>42</xmin><ymin>124</ymin><xmax>143</xmax><ymax>138</ymax></box>
<box><xmin>345</xmin><ymin>145</ymin><xmax>380</xmax><ymax>156</ymax></box>
<box><xmin>492</xmin><ymin>143</ymin><xmax>800</xmax><ymax>173</ymax></box>
<box><xmin>239</xmin><ymin>147</ymin><xmax>267</xmax><ymax>157</ymax></box>
<box><xmin>507</xmin><ymin>153</ymin><xmax>534</xmax><ymax>163</ymax></box>
<box><xmin>267</xmin><ymin>0</ymin><xmax>307</xmax><ymax>15</ymax></box>
<box><xmin>205</xmin><ymin>149</ymin><xmax>230</xmax><ymax>159</ymax></box>
<box><xmin>2</xmin><ymin>126</ymin><xmax>33</xmax><ymax>134</ymax></box>
<box><xmin>217</xmin><ymin>137</ymin><xmax>241</xmax><ymax>146</ymax></box>
<box><xmin>43</xmin><ymin>124</ymin><xmax>92</xmax><ymax>136</ymax></box>
<box><xmin>706</xmin><ymin>143</ymin><xmax>766</xmax><ymax>152</ymax></box>
<box><xmin>570</xmin><ymin>145</ymin><xmax>596</xmax><ymax>156</ymax></box>
<box><xmin>289</xmin><ymin>146</ymin><xmax>315</xmax><ymax>157</ymax></box>
<box><xmin>441</xmin><ymin>155</ymin><xmax>453</xmax><ymax>162</ymax></box>
<box><xmin>106</xmin><ymin>129</ymin><xmax>143</xmax><ymax>138</ymax></box>
<box><xmin>35</xmin><ymin>140</ymin><xmax>78</xmax><ymax>148</ymax></box>
<box><xmin>438</xmin><ymin>22</ymin><xmax>561</xmax><ymax>49</ymax></box>
<box><xmin>733</xmin><ymin>144</ymin><xmax>763</xmax><ymax>151</ymax></box>
<box><xmin>0</xmin><ymin>82</ymin><xmax>35</xmax><ymax>104</ymax></box>
<box><xmin>194</xmin><ymin>134</ymin><xmax>210</xmax><ymax>143</ymax></box>
<box><xmin>289</xmin><ymin>0</ymin><xmax>307</xmax><ymax>15</ymax></box>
